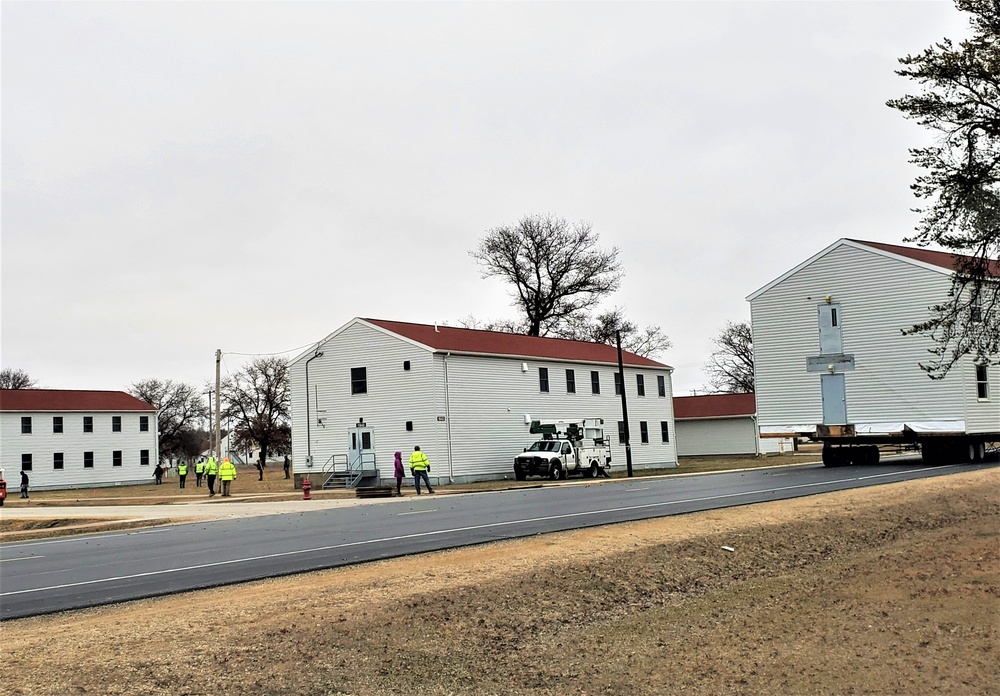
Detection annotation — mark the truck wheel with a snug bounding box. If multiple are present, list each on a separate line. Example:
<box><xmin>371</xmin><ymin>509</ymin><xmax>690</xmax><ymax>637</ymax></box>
<box><xmin>514</xmin><ymin>468</ymin><xmax>526</xmax><ymax>481</ymax></box>
<box><xmin>589</xmin><ymin>462</ymin><xmax>599</xmax><ymax>479</ymax></box>
<box><xmin>549</xmin><ymin>462</ymin><xmax>562</xmax><ymax>481</ymax></box>
<box><xmin>822</xmin><ymin>445</ymin><xmax>845</xmax><ymax>467</ymax></box>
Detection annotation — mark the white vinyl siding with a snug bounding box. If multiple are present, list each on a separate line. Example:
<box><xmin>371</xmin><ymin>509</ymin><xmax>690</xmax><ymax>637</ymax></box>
<box><xmin>752</xmin><ymin>243</ymin><xmax>968</xmax><ymax>432</ymax></box>
<box><xmin>965</xmin><ymin>360</ymin><xmax>1000</xmax><ymax>433</ymax></box>
<box><xmin>0</xmin><ymin>411</ymin><xmax>158</xmax><ymax>490</ymax></box>
<box><xmin>291</xmin><ymin>319</ymin><xmax>678</xmax><ymax>483</ymax></box>
<box><xmin>676</xmin><ymin>417</ymin><xmax>758</xmax><ymax>456</ymax></box>
<box><xmin>290</xmin><ymin>321</ymin><xmax>440</xmax><ymax>474</ymax></box>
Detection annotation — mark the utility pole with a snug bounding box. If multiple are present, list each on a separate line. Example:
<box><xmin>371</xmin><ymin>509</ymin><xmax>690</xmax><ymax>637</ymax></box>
<box><xmin>616</xmin><ymin>331</ymin><xmax>633</xmax><ymax>477</ymax></box>
<box><xmin>215</xmin><ymin>349</ymin><xmax>222</xmax><ymax>462</ymax></box>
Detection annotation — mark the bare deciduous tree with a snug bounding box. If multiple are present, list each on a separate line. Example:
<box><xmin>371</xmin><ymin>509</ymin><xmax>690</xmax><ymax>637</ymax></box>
<box><xmin>887</xmin><ymin>0</ymin><xmax>1000</xmax><ymax>376</ymax></box>
<box><xmin>557</xmin><ymin>308</ymin><xmax>672</xmax><ymax>358</ymax></box>
<box><xmin>0</xmin><ymin>368</ymin><xmax>39</xmax><ymax>389</ymax></box>
<box><xmin>129</xmin><ymin>379</ymin><xmax>207</xmax><ymax>460</ymax></box>
<box><xmin>221</xmin><ymin>356</ymin><xmax>291</xmax><ymax>467</ymax></box>
<box><xmin>471</xmin><ymin>214</ymin><xmax>623</xmax><ymax>337</ymax></box>
<box><xmin>704</xmin><ymin>321</ymin><xmax>755</xmax><ymax>394</ymax></box>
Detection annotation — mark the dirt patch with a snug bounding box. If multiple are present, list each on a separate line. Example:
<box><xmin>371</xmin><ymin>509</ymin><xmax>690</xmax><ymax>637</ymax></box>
<box><xmin>2</xmin><ymin>468</ymin><xmax>996</xmax><ymax>695</ymax></box>
<box><xmin>0</xmin><ymin>517</ymin><xmax>179</xmax><ymax>541</ymax></box>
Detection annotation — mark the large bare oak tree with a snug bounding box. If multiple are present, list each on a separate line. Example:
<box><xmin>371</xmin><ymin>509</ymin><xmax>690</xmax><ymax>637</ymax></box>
<box><xmin>704</xmin><ymin>321</ymin><xmax>755</xmax><ymax>394</ymax></box>
<box><xmin>221</xmin><ymin>356</ymin><xmax>291</xmax><ymax>467</ymax></box>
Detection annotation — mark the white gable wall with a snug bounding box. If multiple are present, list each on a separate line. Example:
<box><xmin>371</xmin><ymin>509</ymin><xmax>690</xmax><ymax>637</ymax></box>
<box><xmin>1</xmin><ymin>411</ymin><xmax>159</xmax><ymax>490</ymax></box>
<box><xmin>290</xmin><ymin>321</ymin><xmax>441</xmax><ymax>477</ymax></box>
<box><xmin>751</xmin><ymin>242</ymin><xmax>985</xmax><ymax>432</ymax></box>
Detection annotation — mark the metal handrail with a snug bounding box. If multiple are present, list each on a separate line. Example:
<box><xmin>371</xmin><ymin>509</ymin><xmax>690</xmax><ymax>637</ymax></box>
<box><xmin>320</xmin><ymin>452</ymin><xmax>377</xmax><ymax>488</ymax></box>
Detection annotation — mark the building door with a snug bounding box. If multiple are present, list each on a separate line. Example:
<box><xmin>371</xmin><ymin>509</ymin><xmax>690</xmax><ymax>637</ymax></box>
<box><xmin>347</xmin><ymin>423</ymin><xmax>376</xmax><ymax>471</ymax></box>
<box><xmin>821</xmin><ymin>373</ymin><xmax>847</xmax><ymax>425</ymax></box>
<box><xmin>817</xmin><ymin>303</ymin><xmax>843</xmax><ymax>355</ymax></box>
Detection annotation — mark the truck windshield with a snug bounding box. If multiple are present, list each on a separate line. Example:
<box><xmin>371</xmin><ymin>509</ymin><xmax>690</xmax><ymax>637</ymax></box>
<box><xmin>526</xmin><ymin>441</ymin><xmax>560</xmax><ymax>452</ymax></box>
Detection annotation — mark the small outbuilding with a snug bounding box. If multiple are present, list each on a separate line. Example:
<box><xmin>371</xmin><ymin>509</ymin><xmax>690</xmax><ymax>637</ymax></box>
<box><xmin>673</xmin><ymin>393</ymin><xmax>792</xmax><ymax>456</ymax></box>
<box><xmin>289</xmin><ymin>318</ymin><xmax>678</xmax><ymax>485</ymax></box>
<box><xmin>0</xmin><ymin>389</ymin><xmax>160</xmax><ymax>490</ymax></box>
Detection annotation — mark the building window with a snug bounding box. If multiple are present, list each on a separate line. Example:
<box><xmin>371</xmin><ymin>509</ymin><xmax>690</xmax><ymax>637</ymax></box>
<box><xmin>112</xmin><ymin>416</ymin><xmax>122</xmax><ymax>432</ymax></box>
<box><xmin>976</xmin><ymin>364</ymin><xmax>989</xmax><ymax>400</ymax></box>
<box><xmin>54</xmin><ymin>452</ymin><xmax>64</xmax><ymax>470</ymax></box>
<box><xmin>640</xmin><ymin>421</ymin><xmax>649</xmax><ymax>444</ymax></box>
<box><xmin>403</xmin><ymin>360</ymin><xmax>411</xmax><ymax>371</ymax></box>
<box><xmin>566</xmin><ymin>369</ymin><xmax>576</xmax><ymax>393</ymax></box>
<box><xmin>21</xmin><ymin>416</ymin><xmax>32</xmax><ymax>434</ymax></box>
<box><xmin>657</xmin><ymin>375</ymin><xmax>666</xmax><ymax>398</ymax></box>
<box><xmin>539</xmin><ymin>367</ymin><xmax>549</xmax><ymax>392</ymax></box>
<box><xmin>83</xmin><ymin>416</ymin><xmax>93</xmax><ymax>433</ymax></box>
<box><xmin>140</xmin><ymin>450</ymin><xmax>150</xmax><ymax>466</ymax></box>
<box><xmin>53</xmin><ymin>416</ymin><xmax>63</xmax><ymax>433</ymax></box>
<box><xmin>617</xmin><ymin>420</ymin><xmax>626</xmax><ymax>444</ymax></box>
<box><xmin>637</xmin><ymin>374</ymin><xmax>645</xmax><ymax>396</ymax></box>
<box><xmin>140</xmin><ymin>416</ymin><xmax>149</xmax><ymax>432</ymax></box>
<box><xmin>351</xmin><ymin>367</ymin><xmax>368</xmax><ymax>395</ymax></box>
<box><xmin>21</xmin><ymin>453</ymin><xmax>32</xmax><ymax>471</ymax></box>
<box><xmin>84</xmin><ymin>451</ymin><xmax>94</xmax><ymax>468</ymax></box>
<box><xmin>113</xmin><ymin>450</ymin><xmax>123</xmax><ymax>467</ymax></box>
<box><xmin>661</xmin><ymin>421</ymin><xmax>670</xmax><ymax>443</ymax></box>
<box><xmin>406</xmin><ymin>421</ymin><xmax>413</xmax><ymax>431</ymax></box>
<box><xmin>591</xmin><ymin>371</ymin><xmax>600</xmax><ymax>395</ymax></box>
<box><xmin>614</xmin><ymin>372</ymin><xmax>622</xmax><ymax>396</ymax></box>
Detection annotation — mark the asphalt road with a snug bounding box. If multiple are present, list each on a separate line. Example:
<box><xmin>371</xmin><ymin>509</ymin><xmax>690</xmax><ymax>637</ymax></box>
<box><xmin>1</xmin><ymin>459</ymin><xmax>993</xmax><ymax>620</ymax></box>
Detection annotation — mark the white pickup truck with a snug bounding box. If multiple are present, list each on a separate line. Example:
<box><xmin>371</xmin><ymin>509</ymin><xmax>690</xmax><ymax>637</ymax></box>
<box><xmin>513</xmin><ymin>419</ymin><xmax>612</xmax><ymax>480</ymax></box>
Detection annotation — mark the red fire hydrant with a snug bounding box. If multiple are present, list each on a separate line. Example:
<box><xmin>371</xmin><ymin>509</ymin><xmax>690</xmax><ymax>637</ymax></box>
<box><xmin>302</xmin><ymin>478</ymin><xmax>312</xmax><ymax>500</ymax></box>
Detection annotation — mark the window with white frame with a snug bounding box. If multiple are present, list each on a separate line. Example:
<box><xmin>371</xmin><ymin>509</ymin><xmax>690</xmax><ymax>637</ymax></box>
<box><xmin>539</xmin><ymin>367</ymin><xmax>549</xmax><ymax>393</ymax></box>
<box><xmin>637</xmin><ymin>374</ymin><xmax>645</xmax><ymax>396</ymax></box>
<box><xmin>976</xmin><ymin>364</ymin><xmax>989</xmax><ymax>400</ymax></box>
<box><xmin>21</xmin><ymin>417</ymin><xmax>31</xmax><ymax>434</ymax></box>
<box><xmin>657</xmin><ymin>375</ymin><xmax>666</xmax><ymax>397</ymax></box>
<box><xmin>639</xmin><ymin>421</ymin><xmax>649</xmax><ymax>444</ymax></box>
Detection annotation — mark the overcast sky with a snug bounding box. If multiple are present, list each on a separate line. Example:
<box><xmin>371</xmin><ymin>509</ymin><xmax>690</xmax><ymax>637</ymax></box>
<box><xmin>1</xmin><ymin>1</ymin><xmax>967</xmax><ymax>397</ymax></box>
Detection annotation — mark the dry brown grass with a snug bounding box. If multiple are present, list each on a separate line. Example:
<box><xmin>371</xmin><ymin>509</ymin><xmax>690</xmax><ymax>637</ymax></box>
<box><xmin>2</xmin><ymin>467</ymin><xmax>995</xmax><ymax>695</ymax></box>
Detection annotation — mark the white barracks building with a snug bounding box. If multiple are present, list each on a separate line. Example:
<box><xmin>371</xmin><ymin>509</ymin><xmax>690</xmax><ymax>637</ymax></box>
<box><xmin>0</xmin><ymin>390</ymin><xmax>159</xmax><ymax>490</ymax></box>
<box><xmin>290</xmin><ymin>318</ymin><xmax>678</xmax><ymax>485</ymax></box>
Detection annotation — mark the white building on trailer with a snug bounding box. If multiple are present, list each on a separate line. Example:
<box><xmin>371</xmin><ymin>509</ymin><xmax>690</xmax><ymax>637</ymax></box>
<box><xmin>0</xmin><ymin>390</ymin><xmax>159</xmax><ymax>490</ymax></box>
<box><xmin>673</xmin><ymin>393</ymin><xmax>793</xmax><ymax>457</ymax></box>
<box><xmin>289</xmin><ymin>318</ymin><xmax>678</xmax><ymax>485</ymax></box>
<box><xmin>747</xmin><ymin>239</ymin><xmax>999</xmax><ymax>459</ymax></box>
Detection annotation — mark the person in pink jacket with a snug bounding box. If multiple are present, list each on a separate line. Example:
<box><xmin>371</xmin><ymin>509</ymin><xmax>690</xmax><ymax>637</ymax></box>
<box><xmin>393</xmin><ymin>451</ymin><xmax>405</xmax><ymax>496</ymax></box>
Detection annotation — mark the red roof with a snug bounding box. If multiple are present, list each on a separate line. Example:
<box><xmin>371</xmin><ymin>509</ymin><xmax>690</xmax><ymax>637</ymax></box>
<box><xmin>0</xmin><ymin>390</ymin><xmax>157</xmax><ymax>412</ymax></box>
<box><xmin>674</xmin><ymin>393</ymin><xmax>755</xmax><ymax>419</ymax></box>
<box><xmin>852</xmin><ymin>240</ymin><xmax>1000</xmax><ymax>277</ymax></box>
<box><xmin>363</xmin><ymin>319</ymin><xmax>669</xmax><ymax>368</ymax></box>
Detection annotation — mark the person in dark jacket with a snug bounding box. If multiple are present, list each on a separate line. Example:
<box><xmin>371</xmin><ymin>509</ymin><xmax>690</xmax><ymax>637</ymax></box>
<box><xmin>393</xmin><ymin>451</ymin><xmax>405</xmax><ymax>496</ymax></box>
<box><xmin>20</xmin><ymin>470</ymin><xmax>29</xmax><ymax>498</ymax></box>
<box><xmin>153</xmin><ymin>464</ymin><xmax>164</xmax><ymax>485</ymax></box>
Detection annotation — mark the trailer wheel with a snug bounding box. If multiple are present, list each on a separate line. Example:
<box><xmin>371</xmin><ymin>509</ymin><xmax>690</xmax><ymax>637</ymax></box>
<box><xmin>974</xmin><ymin>442</ymin><xmax>986</xmax><ymax>462</ymax></box>
<box><xmin>822</xmin><ymin>445</ymin><xmax>845</xmax><ymax>467</ymax></box>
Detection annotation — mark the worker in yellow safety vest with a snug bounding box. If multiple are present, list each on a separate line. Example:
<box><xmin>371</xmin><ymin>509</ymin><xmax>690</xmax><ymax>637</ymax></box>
<box><xmin>206</xmin><ymin>456</ymin><xmax>219</xmax><ymax>497</ymax></box>
<box><xmin>408</xmin><ymin>446</ymin><xmax>434</xmax><ymax>495</ymax></box>
<box><xmin>219</xmin><ymin>457</ymin><xmax>237</xmax><ymax>497</ymax></box>
<box><xmin>195</xmin><ymin>458</ymin><xmax>206</xmax><ymax>488</ymax></box>
<box><xmin>177</xmin><ymin>461</ymin><xmax>188</xmax><ymax>489</ymax></box>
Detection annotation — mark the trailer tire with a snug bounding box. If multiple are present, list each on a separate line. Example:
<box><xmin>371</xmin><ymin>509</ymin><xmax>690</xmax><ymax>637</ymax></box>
<box><xmin>822</xmin><ymin>445</ymin><xmax>846</xmax><ymax>467</ymax></box>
